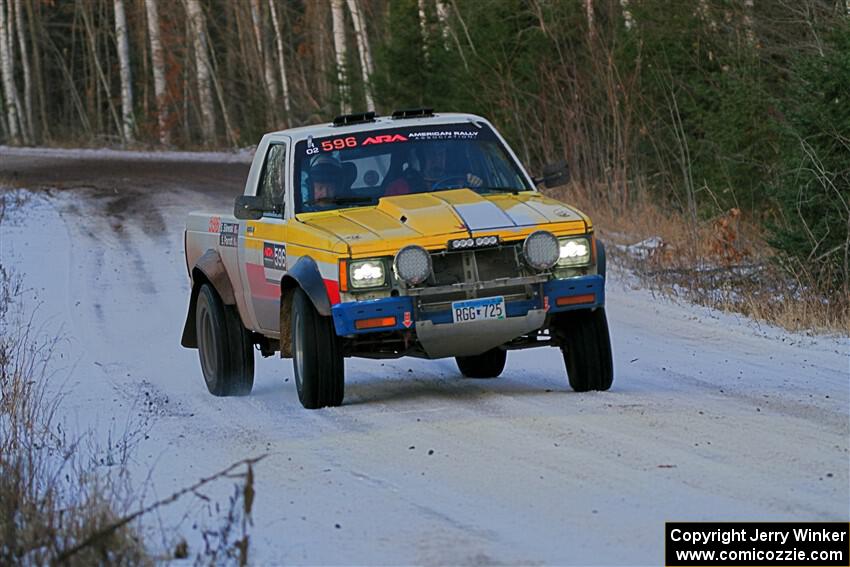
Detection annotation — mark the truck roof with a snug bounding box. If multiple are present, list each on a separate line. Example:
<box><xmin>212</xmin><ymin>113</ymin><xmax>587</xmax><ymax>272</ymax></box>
<box><xmin>266</xmin><ymin>112</ymin><xmax>491</xmax><ymax>142</ymax></box>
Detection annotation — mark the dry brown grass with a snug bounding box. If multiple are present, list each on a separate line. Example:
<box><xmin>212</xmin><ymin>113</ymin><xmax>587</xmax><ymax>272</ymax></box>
<box><xmin>548</xmin><ymin>182</ymin><xmax>850</xmax><ymax>335</ymax></box>
<box><xmin>0</xmin><ymin>258</ymin><xmax>260</xmax><ymax>565</ymax></box>
<box><xmin>0</xmin><ymin>262</ymin><xmax>150</xmax><ymax>565</ymax></box>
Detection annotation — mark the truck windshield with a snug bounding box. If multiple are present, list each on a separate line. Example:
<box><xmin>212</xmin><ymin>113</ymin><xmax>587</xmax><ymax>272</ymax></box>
<box><xmin>293</xmin><ymin>122</ymin><xmax>532</xmax><ymax>213</ymax></box>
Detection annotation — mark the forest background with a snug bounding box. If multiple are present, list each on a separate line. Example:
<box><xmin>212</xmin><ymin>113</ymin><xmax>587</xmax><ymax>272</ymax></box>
<box><xmin>0</xmin><ymin>0</ymin><xmax>847</xmax><ymax>330</ymax></box>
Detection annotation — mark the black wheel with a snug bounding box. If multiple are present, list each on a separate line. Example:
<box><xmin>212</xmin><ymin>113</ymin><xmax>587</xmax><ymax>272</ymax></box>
<box><xmin>196</xmin><ymin>283</ymin><xmax>254</xmax><ymax>396</ymax></box>
<box><xmin>291</xmin><ymin>288</ymin><xmax>344</xmax><ymax>409</ymax></box>
<box><xmin>455</xmin><ymin>348</ymin><xmax>507</xmax><ymax>378</ymax></box>
<box><xmin>558</xmin><ymin>308</ymin><xmax>614</xmax><ymax>392</ymax></box>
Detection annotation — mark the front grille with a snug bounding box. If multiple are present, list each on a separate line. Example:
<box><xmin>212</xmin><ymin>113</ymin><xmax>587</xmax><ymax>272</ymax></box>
<box><xmin>476</xmin><ymin>246</ymin><xmax>523</xmax><ymax>281</ymax></box>
<box><xmin>417</xmin><ymin>243</ymin><xmax>534</xmax><ymax>309</ymax></box>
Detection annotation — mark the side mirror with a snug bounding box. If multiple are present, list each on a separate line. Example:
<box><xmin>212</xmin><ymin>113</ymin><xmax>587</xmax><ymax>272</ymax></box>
<box><xmin>535</xmin><ymin>160</ymin><xmax>570</xmax><ymax>189</ymax></box>
<box><xmin>234</xmin><ymin>195</ymin><xmax>265</xmax><ymax>220</ymax></box>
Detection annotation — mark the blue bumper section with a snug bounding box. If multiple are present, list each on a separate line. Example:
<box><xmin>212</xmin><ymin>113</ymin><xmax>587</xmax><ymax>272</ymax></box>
<box><xmin>331</xmin><ymin>275</ymin><xmax>604</xmax><ymax>336</ymax></box>
<box><xmin>332</xmin><ymin>296</ymin><xmax>415</xmax><ymax>336</ymax></box>
<box><xmin>542</xmin><ymin>274</ymin><xmax>605</xmax><ymax>313</ymax></box>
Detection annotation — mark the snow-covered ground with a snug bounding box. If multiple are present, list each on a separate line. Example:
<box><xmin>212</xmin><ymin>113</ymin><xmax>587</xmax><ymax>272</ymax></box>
<box><xmin>0</xmin><ymin>152</ymin><xmax>847</xmax><ymax>565</ymax></box>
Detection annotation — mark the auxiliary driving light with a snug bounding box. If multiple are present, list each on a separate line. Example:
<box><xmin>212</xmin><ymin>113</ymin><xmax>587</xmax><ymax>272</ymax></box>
<box><xmin>394</xmin><ymin>245</ymin><xmax>432</xmax><ymax>286</ymax></box>
<box><xmin>522</xmin><ymin>230</ymin><xmax>560</xmax><ymax>271</ymax></box>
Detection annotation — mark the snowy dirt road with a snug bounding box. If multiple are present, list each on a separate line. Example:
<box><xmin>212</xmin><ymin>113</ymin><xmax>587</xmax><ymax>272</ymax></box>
<box><xmin>1</xmin><ymin>148</ymin><xmax>848</xmax><ymax>565</ymax></box>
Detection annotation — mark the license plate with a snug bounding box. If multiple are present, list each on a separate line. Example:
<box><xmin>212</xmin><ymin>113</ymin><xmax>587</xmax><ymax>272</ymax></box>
<box><xmin>451</xmin><ymin>296</ymin><xmax>506</xmax><ymax>324</ymax></box>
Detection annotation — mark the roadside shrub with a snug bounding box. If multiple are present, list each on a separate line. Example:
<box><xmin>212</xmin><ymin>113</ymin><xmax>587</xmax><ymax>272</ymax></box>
<box><xmin>769</xmin><ymin>24</ymin><xmax>850</xmax><ymax>299</ymax></box>
<box><xmin>0</xmin><ymin>261</ymin><xmax>150</xmax><ymax>565</ymax></box>
<box><xmin>0</xmin><ymin>255</ymin><xmax>259</xmax><ymax>565</ymax></box>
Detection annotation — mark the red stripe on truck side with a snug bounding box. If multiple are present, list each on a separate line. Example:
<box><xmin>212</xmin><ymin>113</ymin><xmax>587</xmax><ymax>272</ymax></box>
<box><xmin>245</xmin><ymin>263</ymin><xmax>280</xmax><ymax>300</ymax></box>
<box><xmin>248</xmin><ymin>262</ymin><xmax>340</xmax><ymax>306</ymax></box>
<box><xmin>324</xmin><ymin>279</ymin><xmax>340</xmax><ymax>305</ymax></box>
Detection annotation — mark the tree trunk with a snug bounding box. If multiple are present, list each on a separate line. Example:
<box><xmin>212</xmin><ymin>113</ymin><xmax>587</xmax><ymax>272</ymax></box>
<box><xmin>0</xmin><ymin>0</ymin><xmax>21</xmax><ymax>144</ymax></box>
<box><xmin>417</xmin><ymin>0</ymin><xmax>429</xmax><ymax>62</ymax></box>
<box><xmin>345</xmin><ymin>0</ymin><xmax>373</xmax><ymax>111</ymax></box>
<box><xmin>251</xmin><ymin>0</ymin><xmax>277</xmax><ymax>110</ymax></box>
<box><xmin>144</xmin><ymin>0</ymin><xmax>170</xmax><ymax>145</ymax></box>
<box><xmin>13</xmin><ymin>0</ymin><xmax>32</xmax><ymax>142</ymax></box>
<box><xmin>268</xmin><ymin>0</ymin><xmax>291</xmax><ymax>126</ymax></box>
<box><xmin>585</xmin><ymin>0</ymin><xmax>594</xmax><ymax>42</ymax></box>
<box><xmin>185</xmin><ymin>0</ymin><xmax>217</xmax><ymax>143</ymax></box>
<box><xmin>330</xmin><ymin>0</ymin><xmax>349</xmax><ymax>114</ymax></box>
<box><xmin>113</xmin><ymin>0</ymin><xmax>134</xmax><ymax>142</ymax></box>
<box><xmin>199</xmin><ymin>13</ymin><xmax>237</xmax><ymax>146</ymax></box>
<box><xmin>24</xmin><ymin>0</ymin><xmax>47</xmax><ymax>140</ymax></box>
<box><xmin>80</xmin><ymin>0</ymin><xmax>122</xmax><ymax>140</ymax></box>
<box><xmin>6</xmin><ymin>0</ymin><xmax>26</xmax><ymax>142</ymax></box>
<box><xmin>436</xmin><ymin>0</ymin><xmax>450</xmax><ymax>44</ymax></box>
<box><xmin>620</xmin><ymin>0</ymin><xmax>634</xmax><ymax>31</ymax></box>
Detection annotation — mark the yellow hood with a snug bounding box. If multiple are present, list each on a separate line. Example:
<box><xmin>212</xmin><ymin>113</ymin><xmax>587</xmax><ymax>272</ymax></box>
<box><xmin>298</xmin><ymin>189</ymin><xmax>588</xmax><ymax>256</ymax></box>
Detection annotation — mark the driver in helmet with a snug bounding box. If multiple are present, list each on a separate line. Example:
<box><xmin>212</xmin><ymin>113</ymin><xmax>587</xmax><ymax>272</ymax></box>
<box><xmin>385</xmin><ymin>142</ymin><xmax>483</xmax><ymax>196</ymax></box>
<box><xmin>304</xmin><ymin>154</ymin><xmax>342</xmax><ymax>210</ymax></box>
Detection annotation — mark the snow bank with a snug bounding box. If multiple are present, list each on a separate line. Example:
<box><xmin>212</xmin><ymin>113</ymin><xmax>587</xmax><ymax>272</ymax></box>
<box><xmin>0</xmin><ymin>145</ymin><xmax>256</xmax><ymax>164</ymax></box>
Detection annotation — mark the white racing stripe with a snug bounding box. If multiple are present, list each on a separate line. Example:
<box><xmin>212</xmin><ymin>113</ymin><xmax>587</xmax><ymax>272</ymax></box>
<box><xmin>450</xmin><ymin>200</ymin><xmax>516</xmax><ymax>231</ymax></box>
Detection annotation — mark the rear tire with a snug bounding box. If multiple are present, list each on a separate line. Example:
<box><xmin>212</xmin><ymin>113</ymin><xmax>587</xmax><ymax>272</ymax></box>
<box><xmin>291</xmin><ymin>288</ymin><xmax>344</xmax><ymax>409</ymax></box>
<box><xmin>196</xmin><ymin>283</ymin><xmax>254</xmax><ymax>396</ymax></box>
<box><xmin>455</xmin><ymin>348</ymin><xmax>507</xmax><ymax>379</ymax></box>
<box><xmin>558</xmin><ymin>308</ymin><xmax>613</xmax><ymax>392</ymax></box>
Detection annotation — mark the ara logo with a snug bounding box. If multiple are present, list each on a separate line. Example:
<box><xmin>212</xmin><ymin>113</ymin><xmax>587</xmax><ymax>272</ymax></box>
<box><xmin>362</xmin><ymin>134</ymin><xmax>408</xmax><ymax>145</ymax></box>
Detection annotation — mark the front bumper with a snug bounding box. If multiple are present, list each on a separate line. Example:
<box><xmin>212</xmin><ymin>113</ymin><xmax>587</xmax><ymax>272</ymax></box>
<box><xmin>330</xmin><ymin>274</ymin><xmax>605</xmax><ymax>337</ymax></box>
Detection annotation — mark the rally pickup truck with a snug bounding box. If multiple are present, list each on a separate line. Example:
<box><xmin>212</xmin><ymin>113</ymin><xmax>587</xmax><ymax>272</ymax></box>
<box><xmin>182</xmin><ymin>109</ymin><xmax>613</xmax><ymax>409</ymax></box>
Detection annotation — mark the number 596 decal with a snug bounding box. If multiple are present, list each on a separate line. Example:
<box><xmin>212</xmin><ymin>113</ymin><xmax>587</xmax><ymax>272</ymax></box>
<box><xmin>321</xmin><ymin>137</ymin><xmax>357</xmax><ymax>152</ymax></box>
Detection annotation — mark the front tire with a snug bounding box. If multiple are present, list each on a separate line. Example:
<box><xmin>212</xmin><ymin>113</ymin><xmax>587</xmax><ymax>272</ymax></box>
<box><xmin>196</xmin><ymin>283</ymin><xmax>254</xmax><ymax>396</ymax></box>
<box><xmin>558</xmin><ymin>308</ymin><xmax>613</xmax><ymax>392</ymax></box>
<box><xmin>291</xmin><ymin>288</ymin><xmax>344</xmax><ymax>409</ymax></box>
<box><xmin>455</xmin><ymin>348</ymin><xmax>507</xmax><ymax>378</ymax></box>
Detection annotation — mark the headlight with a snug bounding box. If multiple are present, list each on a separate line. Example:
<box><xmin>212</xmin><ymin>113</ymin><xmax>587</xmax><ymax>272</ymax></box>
<box><xmin>349</xmin><ymin>259</ymin><xmax>386</xmax><ymax>289</ymax></box>
<box><xmin>558</xmin><ymin>237</ymin><xmax>591</xmax><ymax>267</ymax></box>
<box><xmin>522</xmin><ymin>230</ymin><xmax>560</xmax><ymax>271</ymax></box>
<box><xmin>394</xmin><ymin>245</ymin><xmax>432</xmax><ymax>285</ymax></box>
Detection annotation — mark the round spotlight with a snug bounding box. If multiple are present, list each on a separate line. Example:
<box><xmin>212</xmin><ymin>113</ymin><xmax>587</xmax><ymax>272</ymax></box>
<box><xmin>394</xmin><ymin>245</ymin><xmax>432</xmax><ymax>285</ymax></box>
<box><xmin>523</xmin><ymin>230</ymin><xmax>560</xmax><ymax>271</ymax></box>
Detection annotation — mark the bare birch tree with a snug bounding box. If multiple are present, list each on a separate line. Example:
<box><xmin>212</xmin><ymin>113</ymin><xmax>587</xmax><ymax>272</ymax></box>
<box><xmin>0</xmin><ymin>0</ymin><xmax>21</xmax><ymax>143</ymax></box>
<box><xmin>268</xmin><ymin>0</ymin><xmax>291</xmax><ymax>126</ymax></box>
<box><xmin>80</xmin><ymin>1</ymin><xmax>122</xmax><ymax>138</ymax></box>
<box><xmin>113</xmin><ymin>0</ymin><xmax>135</xmax><ymax>142</ymax></box>
<box><xmin>585</xmin><ymin>0</ymin><xmax>595</xmax><ymax>41</ymax></box>
<box><xmin>185</xmin><ymin>0</ymin><xmax>217</xmax><ymax>142</ymax></box>
<box><xmin>145</xmin><ymin>0</ymin><xmax>170</xmax><ymax>145</ymax></box>
<box><xmin>251</xmin><ymin>0</ymin><xmax>277</xmax><ymax>107</ymax></box>
<box><xmin>13</xmin><ymin>0</ymin><xmax>32</xmax><ymax>142</ymax></box>
<box><xmin>200</xmin><ymin>14</ymin><xmax>237</xmax><ymax>146</ymax></box>
<box><xmin>436</xmin><ymin>0</ymin><xmax>450</xmax><ymax>44</ymax></box>
<box><xmin>417</xmin><ymin>0</ymin><xmax>429</xmax><ymax>62</ymax></box>
<box><xmin>330</xmin><ymin>0</ymin><xmax>350</xmax><ymax>114</ymax></box>
<box><xmin>345</xmin><ymin>0</ymin><xmax>374</xmax><ymax>111</ymax></box>
<box><xmin>620</xmin><ymin>0</ymin><xmax>634</xmax><ymax>31</ymax></box>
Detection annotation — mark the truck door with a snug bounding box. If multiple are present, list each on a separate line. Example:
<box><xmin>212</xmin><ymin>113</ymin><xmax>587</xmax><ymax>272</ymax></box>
<box><xmin>238</xmin><ymin>142</ymin><xmax>288</xmax><ymax>335</ymax></box>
